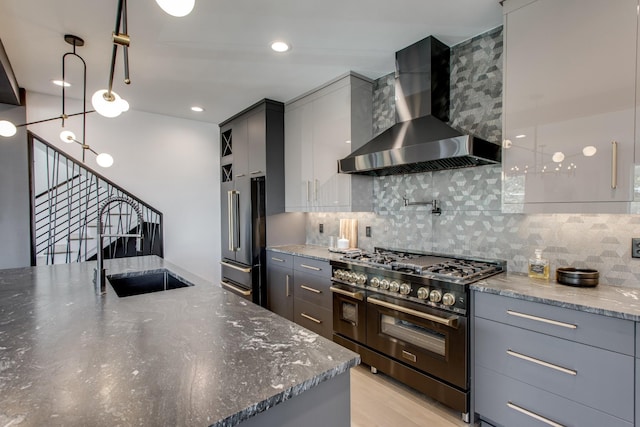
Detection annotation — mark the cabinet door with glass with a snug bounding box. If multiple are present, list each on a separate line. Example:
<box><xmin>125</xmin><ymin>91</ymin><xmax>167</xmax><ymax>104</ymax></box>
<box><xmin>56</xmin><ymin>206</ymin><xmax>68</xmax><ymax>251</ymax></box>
<box><xmin>502</xmin><ymin>0</ymin><xmax>637</xmax><ymax>213</ymax></box>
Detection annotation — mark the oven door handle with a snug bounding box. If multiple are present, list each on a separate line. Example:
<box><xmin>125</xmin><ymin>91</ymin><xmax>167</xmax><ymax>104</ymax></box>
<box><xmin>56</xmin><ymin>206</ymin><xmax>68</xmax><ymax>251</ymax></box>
<box><xmin>330</xmin><ymin>286</ymin><xmax>364</xmax><ymax>301</ymax></box>
<box><xmin>367</xmin><ymin>297</ymin><xmax>458</xmax><ymax>328</ymax></box>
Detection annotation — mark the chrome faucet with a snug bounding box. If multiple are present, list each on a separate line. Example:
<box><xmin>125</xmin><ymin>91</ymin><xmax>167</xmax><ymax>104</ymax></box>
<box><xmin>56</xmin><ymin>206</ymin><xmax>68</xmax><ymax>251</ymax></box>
<box><xmin>93</xmin><ymin>196</ymin><xmax>144</xmax><ymax>294</ymax></box>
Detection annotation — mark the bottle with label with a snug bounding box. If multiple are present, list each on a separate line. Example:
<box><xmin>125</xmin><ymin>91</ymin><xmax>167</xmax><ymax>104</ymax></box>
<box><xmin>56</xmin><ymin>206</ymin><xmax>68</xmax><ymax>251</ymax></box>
<box><xmin>528</xmin><ymin>249</ymin><xmax>550</xmax><ymax>280</ymax></box>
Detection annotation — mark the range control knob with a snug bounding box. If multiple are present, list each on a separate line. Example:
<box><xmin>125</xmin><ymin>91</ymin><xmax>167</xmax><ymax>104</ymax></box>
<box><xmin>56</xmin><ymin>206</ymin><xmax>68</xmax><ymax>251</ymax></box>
<box><xmin>333</xmin><ymin>270</ymin><xmax>343</xmax><ymax>279</ymax></box>
<box><xmin>399</xmin><ymin>283</ymin><xmax>411</xmax><ymax>295</ymax></box>
<box><xmin>356</xmin><ymin>274</ymin><xmax>367</xmax><ymax>285</ymax></box>
<box><xmin>417</xmin><ymin>287</ymin><xmax>430</xmax><ymax>300</ymax></box>
<box><xmin>429</xmin><ymin>289</ymin><xmax>442</xmax><ymax>303</ymax></box>
<box><xmin>389</xmin><ymin>281</ymin><xmax>400</xmax><ymax>293</ymax></box>
<box><xmin>370</xmin><ymin>277</ymin><xmax>380</xmax><ymax>288</ymax></box>
<box><xmin>380</xmin><ymin>279</ymin><xmax>390</xmax><ymax>290</ymax></box>
<box><xmin>442</xmin><ymin>293</ymin><xmax>456</xmax><ymax>306</ymax></box>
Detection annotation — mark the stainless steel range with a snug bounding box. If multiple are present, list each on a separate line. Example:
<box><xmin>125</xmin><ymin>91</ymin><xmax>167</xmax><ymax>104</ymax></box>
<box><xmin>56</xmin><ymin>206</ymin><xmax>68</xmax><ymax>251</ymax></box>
<box><xmin>330</xmin><ymin>247</ymin><xmax>505</xmax><ymax>423</ymax></box>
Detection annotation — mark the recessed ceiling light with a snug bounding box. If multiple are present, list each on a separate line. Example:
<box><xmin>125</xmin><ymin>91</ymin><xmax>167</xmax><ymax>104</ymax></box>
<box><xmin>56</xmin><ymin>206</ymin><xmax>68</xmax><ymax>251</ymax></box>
<box><xmin>52</xmin><ymin>79</ymin><xmax>71</xmax><ymax>87</ymax></box>
<box><xmin>271</xmin><ymin>41</ymin><xmax>290</xmax><ymax>53</ymax></box>
<box><xmin>191</xmin><ymin>106</ymin><xmax>204</xmax><ymax>112</ymax></box>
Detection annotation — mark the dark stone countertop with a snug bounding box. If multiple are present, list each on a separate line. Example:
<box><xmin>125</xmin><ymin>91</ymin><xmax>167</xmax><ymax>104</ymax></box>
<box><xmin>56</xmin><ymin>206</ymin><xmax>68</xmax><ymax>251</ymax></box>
<box><xmin>0</xmin><ymin>256</ymin><xmax>359</xmax><ymax>426</ymax></box>
<box><xmin>472</xmin><ymin>272</ymin><xmax>640</xmax><ymax>321</ymax></box>
<box><xmin>267</xmin><ymin>244</ymin><xmax>345</xmax><ymax>262</ymax></box>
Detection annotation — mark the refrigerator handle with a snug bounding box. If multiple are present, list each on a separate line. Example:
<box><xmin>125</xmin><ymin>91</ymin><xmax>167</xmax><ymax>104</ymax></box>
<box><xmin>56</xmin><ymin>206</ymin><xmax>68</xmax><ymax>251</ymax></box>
<box><xmin>233</xmin><ymin>190</ymin><xmax>240</xmax><ymax>251</ymax></box>
<box><xmin>227</xmin><ymin>190</ymin><xmax>234</xmax><ymax>251</ymax></box>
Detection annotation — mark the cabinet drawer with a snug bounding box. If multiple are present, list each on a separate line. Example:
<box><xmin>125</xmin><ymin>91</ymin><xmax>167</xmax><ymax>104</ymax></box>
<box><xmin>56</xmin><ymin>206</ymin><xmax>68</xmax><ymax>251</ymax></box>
<box><xmin>293</xmin><ymin>256</ymin><xmax>331</xmax><ymax>278</ymax></box>
<box><xmin>294</xmin><ymin>298</ymin><xmax>333</xmax><ymax>340</ymax></box>
<box><xmin>475</xmin><ymin>366</ymin><xmax>633</xmax><ymax>427</ymax></box>
<box><xmin>294</xmin><ymin>270</ymin><xmax>331</xmax><ymax>309</ymax></box>
<box><xmin>475</xmin><ymin>317</ymin><xmax>634</xmax><ymax>421</ymax></box>
<box><xmin>266</xmin><ymin>252</ymin><xmax>294</xmax><ymax>269</ymax></box>
<box><xmin>474</xmin><ymin>292</ymin><xmax>634</xmax><ymax>355</ymax></box>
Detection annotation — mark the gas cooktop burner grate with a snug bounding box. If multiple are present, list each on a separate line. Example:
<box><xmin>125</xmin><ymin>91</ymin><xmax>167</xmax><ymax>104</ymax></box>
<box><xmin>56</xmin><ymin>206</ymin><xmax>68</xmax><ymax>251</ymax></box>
<box><xmin>340</xmin><ymin>248</ymin><xmax>503</xmax><ymax>282</ymax></box>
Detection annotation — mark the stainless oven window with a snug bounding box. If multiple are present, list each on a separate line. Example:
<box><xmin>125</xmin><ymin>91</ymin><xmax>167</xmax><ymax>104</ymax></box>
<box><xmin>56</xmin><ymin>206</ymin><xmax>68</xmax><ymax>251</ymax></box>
<box><xmin>341</xmin><ymin>301</ymin><xmax>358</xmax><ymax>324</ymax></box>
<box><xmin>380</xmin><ymin>315</ymin><xmax>446</xmax><ymax>356</ymax></box>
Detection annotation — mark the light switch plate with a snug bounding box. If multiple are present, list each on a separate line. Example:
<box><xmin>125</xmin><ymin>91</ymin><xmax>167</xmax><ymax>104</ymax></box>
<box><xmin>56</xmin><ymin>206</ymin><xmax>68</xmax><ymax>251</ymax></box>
<box><xmin>633</xmin><ymin>238</ymin><xmax>640</xmax><ymax>258</ymax></box>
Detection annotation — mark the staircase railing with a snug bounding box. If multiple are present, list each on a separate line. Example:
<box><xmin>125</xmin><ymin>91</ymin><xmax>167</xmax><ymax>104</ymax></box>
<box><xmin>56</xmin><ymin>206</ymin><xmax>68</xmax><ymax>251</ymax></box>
<box><xmin>28</xmin><ymin>131</ymin><xmax>163</xmax><ymax>266</ymax></box>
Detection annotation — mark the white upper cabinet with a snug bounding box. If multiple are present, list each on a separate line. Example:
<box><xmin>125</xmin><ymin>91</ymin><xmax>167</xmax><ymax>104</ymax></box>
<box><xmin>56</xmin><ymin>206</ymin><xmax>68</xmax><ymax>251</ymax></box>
<box><xmin>285</xmin><ymin>73</ymin><xmax>373</xmax><ymax>212</ymax></box>
<box><xmin>502</xmin><ymin>0</ymin><xmax>637</xmax><ymax>213</ymax></box>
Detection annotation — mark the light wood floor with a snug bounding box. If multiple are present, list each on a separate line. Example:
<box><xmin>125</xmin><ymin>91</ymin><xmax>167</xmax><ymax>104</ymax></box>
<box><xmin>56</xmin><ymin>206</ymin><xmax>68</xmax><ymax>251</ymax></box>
<box><xmin>350</xmin><ymin>364</ymin><xmax>471</xmax><ymax>427</ymax></box>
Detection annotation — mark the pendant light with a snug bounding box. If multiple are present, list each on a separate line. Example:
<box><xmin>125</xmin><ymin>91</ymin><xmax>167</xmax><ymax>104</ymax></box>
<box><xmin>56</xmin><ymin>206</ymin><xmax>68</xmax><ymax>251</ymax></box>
<box><xmin>0</xmin><ymin>35</ymin><xmax>114</xmax><ymax>168</ymax></box>
<box><xmin>91</xmin><ymin>0</ymin><xmax>130</xmax><ymax>118</ymax></box>
<box><xmin>155</xmin><ymin>0</ymin><xmax>195</xmax><ymax>17</ymax></box>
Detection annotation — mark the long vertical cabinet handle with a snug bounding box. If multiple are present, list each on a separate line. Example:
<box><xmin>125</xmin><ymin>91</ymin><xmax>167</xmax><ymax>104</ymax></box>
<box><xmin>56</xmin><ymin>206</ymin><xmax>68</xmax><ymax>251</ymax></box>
<box><xmin>314</xmin><ymin>179</ymin><xmax>318</xmax><ymax>201</ymax></box>
<box><xmin>285</xmin><ymin>274</ymin><xmax>291</xmax><ymax>297</ymax></box>
<box><xmin>611</xmin><ymin>140</ymin><xmax>618</xmax><ymax>189</ymax></box>
<box><xmin>233</xmin><ymin>191</ymin><xmax>240</xmax><ymax>251</ymax></box>
<box><xmin>227</xmin><ymin>190</ymin><xmax>234</xmax><ymax>251</ymax></box>
<box><xmin>306</xmin><ymin>180</ymin><xmax>310</xmax><ymax>202</ymax></box>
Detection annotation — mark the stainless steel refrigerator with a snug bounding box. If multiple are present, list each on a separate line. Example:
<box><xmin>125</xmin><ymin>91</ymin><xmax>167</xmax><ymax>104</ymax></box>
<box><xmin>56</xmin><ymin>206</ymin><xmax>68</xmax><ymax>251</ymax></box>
<box><xmin>220</xmin><ymin>176</ymin><xmax>266</xmax><ymax>306</ymax></box>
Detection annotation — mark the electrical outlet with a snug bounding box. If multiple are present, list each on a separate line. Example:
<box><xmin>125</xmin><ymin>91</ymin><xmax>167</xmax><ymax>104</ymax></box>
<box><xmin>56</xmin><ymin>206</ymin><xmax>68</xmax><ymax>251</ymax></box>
<box><xmin>319</xmin><ymin>223</ymin><xmax>324</xmax><ymax>233</ymax></box>
<box><xmin>365</xmin><ymin>226</ymin><xmax>371</xmax><ymax>237</ymax></box>
<box><xmin>633</xmin><ymin>238</ymin><xmax>640</xmax><ymax>258</ymax></box>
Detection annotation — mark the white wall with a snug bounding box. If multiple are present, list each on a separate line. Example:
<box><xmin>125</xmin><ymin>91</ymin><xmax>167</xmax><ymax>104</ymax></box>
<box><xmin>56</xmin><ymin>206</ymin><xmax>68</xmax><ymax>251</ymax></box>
<box><xmin>25</xmin><ymin>92</ymin><xmax>221</xmax><ymax>282</ymax></box>
<box><xmin>0</xmin><ymin>102</ymin><xmax>31</xmax><ymax>269</ymax></box>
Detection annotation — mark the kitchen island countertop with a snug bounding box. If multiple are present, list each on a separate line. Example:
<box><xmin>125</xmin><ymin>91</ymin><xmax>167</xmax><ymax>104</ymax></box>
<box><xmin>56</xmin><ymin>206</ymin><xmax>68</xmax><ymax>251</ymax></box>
<box><xmin>0</xmin><ymin>256</ymin><xmax>359</xmax><ymax>426</ymax></box>
<box><xmin>473</xmin><ymin>272</ymin><xmax>640</xmax><ymax>321</ymax></box>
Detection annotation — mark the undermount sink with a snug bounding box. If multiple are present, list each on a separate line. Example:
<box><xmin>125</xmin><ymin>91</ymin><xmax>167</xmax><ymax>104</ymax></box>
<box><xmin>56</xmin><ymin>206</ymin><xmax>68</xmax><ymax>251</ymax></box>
<box><xmin>107</xmin><ymin>269</ymin><xmax>194</xmax><ymax>297</ymax></box>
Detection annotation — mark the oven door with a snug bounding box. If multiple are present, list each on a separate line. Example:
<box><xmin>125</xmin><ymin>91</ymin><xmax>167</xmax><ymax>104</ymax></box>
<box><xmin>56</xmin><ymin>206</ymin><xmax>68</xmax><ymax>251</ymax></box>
<box><xmin>366</xmin><ymin>294</ymin><xmax>467</xmax><ymax>389</ymax></box>
<box><xmin>330</xmin><ymin>283</ymin><xmax>367</xmax><ymax>344</ymax></box>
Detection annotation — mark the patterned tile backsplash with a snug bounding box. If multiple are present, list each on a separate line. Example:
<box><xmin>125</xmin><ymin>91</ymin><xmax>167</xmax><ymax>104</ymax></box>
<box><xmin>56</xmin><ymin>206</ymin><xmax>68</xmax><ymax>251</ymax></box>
<box><xmin>305</xmin><ymin>26</ymin><xmax>640</xmax><ymax>288</ymax></box>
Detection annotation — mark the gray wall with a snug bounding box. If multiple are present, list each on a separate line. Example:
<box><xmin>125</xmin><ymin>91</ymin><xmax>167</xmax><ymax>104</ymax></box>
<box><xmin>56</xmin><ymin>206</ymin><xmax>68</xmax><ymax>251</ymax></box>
<box><xmin>305</xmin><ymin>26</ymin><xmax>640</xmax><ymax>288</ymax></box>
<box><xmin>0</xmin><ymin>102</ymin><xmax>31</xmax><ymax>268</ymax></box>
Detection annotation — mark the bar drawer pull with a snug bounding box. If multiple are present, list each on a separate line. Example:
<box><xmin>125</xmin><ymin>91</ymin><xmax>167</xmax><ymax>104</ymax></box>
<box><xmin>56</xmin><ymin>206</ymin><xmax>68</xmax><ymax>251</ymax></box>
<box><xmin>300</xmin><ymin>264</ymin><xmax>321</xmax><ymax>271</ymax></box>
<box><xmin>301</xmin><ymin>313</ymin><xmax>322</xmax><ymax>324</ymax></box>
<box><xmin>250</xmin><ymin>170</ymin><xmax>263</xmax><ymax>175</ymax></box>
<box><xmin>506</xmin><ymin>310</ymin><xmax>577</xmax><ymax>329</ymax></box>
<box><xmin>220</xmin><ymin>261</ymin><xmax>251</xmax><ymax>273</ymax></box>
<box><xmin>330</xmin><ymin>286</ymin><xmax>364</xmax><ymax>301</ymax></box>
<box><xmin>300</xmin><ymin>284</ymin><xmax>322</xmax><ymax>294</ymax></box>
<box><xmin>220</xmin><ymin>281</ymin><xmax>252</xmax><ymax>296</ymax></box>
<box><xmin>507</xmin><ymin>402</ymin><xmax>564</xmax><ymax>427</ymax></box>
<box><xmin>271</xmin><ymin>257</ymin><xmax>285</xmax><ymax>263</ymax></box>
<box><xmin>507</xmin><ymin>350</ymin><xmax>577</xmax><ymax>376</ymax></box>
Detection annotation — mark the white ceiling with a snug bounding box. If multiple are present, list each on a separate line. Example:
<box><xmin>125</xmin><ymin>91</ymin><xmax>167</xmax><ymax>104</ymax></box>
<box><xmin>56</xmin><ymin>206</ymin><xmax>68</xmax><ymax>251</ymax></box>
<box><xmin>0</xmin><ymin>0</ymin><xmax>503</xmax><ymax>125</ymax></box>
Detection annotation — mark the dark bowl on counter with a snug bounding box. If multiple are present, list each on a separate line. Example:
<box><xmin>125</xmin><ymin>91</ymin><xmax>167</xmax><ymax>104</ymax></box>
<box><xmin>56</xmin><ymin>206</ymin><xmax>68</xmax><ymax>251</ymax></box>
<box><xmin>556</xmin><ymin>267</ymin><xmax>599</xmax><ymax>287</ymax></box>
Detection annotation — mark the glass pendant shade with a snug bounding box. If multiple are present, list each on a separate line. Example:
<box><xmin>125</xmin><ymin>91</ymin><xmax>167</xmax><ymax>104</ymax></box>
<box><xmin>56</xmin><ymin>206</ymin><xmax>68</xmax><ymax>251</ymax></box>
<box><xmin>0</xmin><ymin>120</ymin><xmax>17</xmax><ymax>137</ymax></box>
<box><xmin>96</xmin><ymin>153</ymin><xmax>114</xmax><ymax>168</ymax></box>
<box><xmin>155</xmin><ymin>0</ymin><xmax>194</xmax><ymax>17</ymax></box>
<box><xmin>92</xmin><ymin>89</ymin><xmax>124</xmax><ymax>118</ymax></box>
<box><xmin>119</xmin><ymin>98</ymin><xmax>130</xmax><ymax>112</ymax></box>
<box><xmin>60</xmin><ymin>130</ymin><xmax>76</xmax><ymax>143</ymax></box>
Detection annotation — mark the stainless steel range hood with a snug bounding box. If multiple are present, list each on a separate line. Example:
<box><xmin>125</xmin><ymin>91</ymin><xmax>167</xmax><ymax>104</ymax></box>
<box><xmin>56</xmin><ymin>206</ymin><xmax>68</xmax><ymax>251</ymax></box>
<box><xmin>338</xmin><ymin>36</ymin><xmax>501</xmax><ymax>176</ymax></box>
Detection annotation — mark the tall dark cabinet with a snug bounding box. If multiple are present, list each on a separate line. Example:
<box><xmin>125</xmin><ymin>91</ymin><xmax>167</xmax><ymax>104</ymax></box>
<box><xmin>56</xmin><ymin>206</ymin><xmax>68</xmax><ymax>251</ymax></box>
<box><xmin>219</xmin><ymin>99</ymin><xmax>285</xmax><ymax>307</ymax></box>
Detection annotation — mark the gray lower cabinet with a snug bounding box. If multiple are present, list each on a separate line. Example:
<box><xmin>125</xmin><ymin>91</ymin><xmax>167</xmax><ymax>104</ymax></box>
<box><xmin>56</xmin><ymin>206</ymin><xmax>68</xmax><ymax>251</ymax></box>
<box><xmin>473</xmin><ymin>291</ymin><xmax>634</xmax><ymax>427</ymax></box>
<box><xmin>266</xmin><ymin>252</ymin><xmax>294</xmax><ymax>321</ymax></box>
<box><xmin>637</xmin><ymin>326</ymin><xmax>640</xmax><ymax>426</ymax></box>
<box><xmin>293</xmin><ymin>257</ymin><xmax>332</xmax><ymax>340</ymax></box>
<box><xmin>266</xmin><ymin>251</ymin><xmax>332</xmax><ymax>339</ymax></box>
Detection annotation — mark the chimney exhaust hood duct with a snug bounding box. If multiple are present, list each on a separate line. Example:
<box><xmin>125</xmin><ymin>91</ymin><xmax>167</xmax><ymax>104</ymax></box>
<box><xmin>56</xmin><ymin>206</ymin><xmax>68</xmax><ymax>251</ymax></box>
<box><xmin>338</xmin><ymin>36</ymin><xmax>501</xmax><ymax>176</ymax></box>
